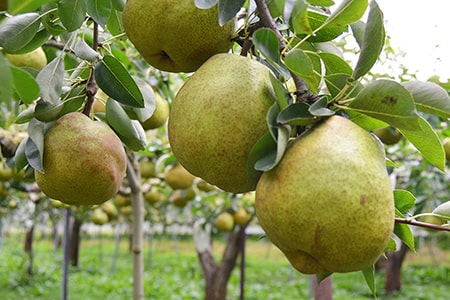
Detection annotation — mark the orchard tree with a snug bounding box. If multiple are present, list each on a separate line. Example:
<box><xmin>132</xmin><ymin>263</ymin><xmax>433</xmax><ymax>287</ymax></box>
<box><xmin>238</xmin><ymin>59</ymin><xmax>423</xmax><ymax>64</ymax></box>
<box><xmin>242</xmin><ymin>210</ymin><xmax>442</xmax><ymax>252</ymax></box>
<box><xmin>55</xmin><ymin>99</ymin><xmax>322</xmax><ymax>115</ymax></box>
<box><xmin>1</xmin><ymin>1</ymin><xmax>450</xmax><ymax>300</ymax></box>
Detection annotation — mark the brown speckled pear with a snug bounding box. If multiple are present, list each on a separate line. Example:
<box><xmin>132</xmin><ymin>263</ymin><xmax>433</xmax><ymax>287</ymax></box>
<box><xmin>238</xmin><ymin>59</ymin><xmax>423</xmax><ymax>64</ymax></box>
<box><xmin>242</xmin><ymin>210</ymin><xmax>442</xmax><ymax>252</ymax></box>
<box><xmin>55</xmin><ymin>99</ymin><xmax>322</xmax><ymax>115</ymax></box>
<box><xmin>35</xmin><ymin>112</ymin><xmax>127</xmax><ymax>206</ymax></box>
<box><xmin>122</xmin><ymin>0</ymin><xmax>235</xmax><ymax>73</ymax></box>
<box><xmin>168</xmin><ymin>53</ymin><xmax>276</xmax><ymax>194</ymax></box>
<box><xmin>256</xmin><ymin>116</ymin><xmax>395</xmax><ymax>274</ymax></box>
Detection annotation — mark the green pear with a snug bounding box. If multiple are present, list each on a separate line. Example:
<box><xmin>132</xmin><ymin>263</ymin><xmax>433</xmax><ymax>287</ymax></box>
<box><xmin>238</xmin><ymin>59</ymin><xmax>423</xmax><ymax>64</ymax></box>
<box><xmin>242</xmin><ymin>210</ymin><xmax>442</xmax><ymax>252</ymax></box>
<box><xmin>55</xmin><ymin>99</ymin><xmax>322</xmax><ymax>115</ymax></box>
<box><xmin>373</xmin><ymin>126</ymin><xmax>402</xmax><ymax>145</ymax></box>
<box><xmin>170</xmin><ymin>188</ymin><xmax>196</xmax><ymax>207</ymax></box>
<box><xmin>168</xmin><ymin>53</ymin><xmax>277</xmax><ymax>193</ymax></box>
<box><xmin>443</xmin><ymin>138</ymin><xmax>450</xmax><ymax>161</ymax></box>
<box><xmin>91</xmin><ymin>208</ymin><xmax>109</xmax><ymax>225</ymax></box>
<box><xmin>141</xmin><ymin>92</ymin><xmax>169</xmax><ymax>130</ymax></box>
<box><xmin>35</xmin><ymin>112</ymin><xmax>127</xmax><ymax>206</ymax></box>
<box><xmin>123</xmin><ymin>0</ymin><xmax>235</xmax><ymax>73</ymax></box>
<box><xmin>256</xmin><ymin>116</ymin><xmax>394</xmax><ymax>274</ymax></box>
<box><xmin>215</xmin><ymin>212</ymin><xmax>235</xmax><ymax>232</ymax></box>
<box><xmin>140</xmin><ymin>160</ymin><xmax>156</xmax><ymax>178</ymax></box>
<box><xmin>6</xmin><ymin>47</ymin><xmax>47</xmax><ymax>70</ymax></box>
<box><xmin>164</xmin><ymin>163</ymin><xmax>195</xmax><ymax>190</ymax></box>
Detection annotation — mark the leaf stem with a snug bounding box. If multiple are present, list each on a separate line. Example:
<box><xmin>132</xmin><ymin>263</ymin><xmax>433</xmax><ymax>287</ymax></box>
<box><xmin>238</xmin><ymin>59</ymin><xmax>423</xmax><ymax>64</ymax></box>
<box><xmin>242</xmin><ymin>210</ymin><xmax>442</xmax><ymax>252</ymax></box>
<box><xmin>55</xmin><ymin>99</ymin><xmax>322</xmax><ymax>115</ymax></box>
<box><xmin>82</xmin><ymin>22</ymin><xmax>99</xmax><ymax>116</ymax></box>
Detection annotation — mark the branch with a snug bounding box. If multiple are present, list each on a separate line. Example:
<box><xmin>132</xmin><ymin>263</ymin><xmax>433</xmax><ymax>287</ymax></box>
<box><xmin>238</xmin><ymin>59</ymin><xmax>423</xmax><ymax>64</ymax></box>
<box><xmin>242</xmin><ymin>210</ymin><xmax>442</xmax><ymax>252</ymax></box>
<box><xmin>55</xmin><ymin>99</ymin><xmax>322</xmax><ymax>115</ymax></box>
<box><xmin>82</xmin><ymin>22</ymin><xmax>99</xmax><ymax>116</ymax></box>
<box><xmin>395</xmin><ymin>217</ymin><xmax>450</xmax><ymax>232</ymax></box>
<box><xmin>253</xmin><ymin>0</ymin><xmax>310</xmax><ymax>100</ymax></box>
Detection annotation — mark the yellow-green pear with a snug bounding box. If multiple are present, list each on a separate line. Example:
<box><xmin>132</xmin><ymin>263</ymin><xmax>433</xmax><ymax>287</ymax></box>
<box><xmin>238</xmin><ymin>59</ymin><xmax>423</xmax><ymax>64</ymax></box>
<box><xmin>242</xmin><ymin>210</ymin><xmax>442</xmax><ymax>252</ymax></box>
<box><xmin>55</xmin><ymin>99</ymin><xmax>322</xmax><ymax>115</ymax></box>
<box><xmin>140</xmin><ymin>160</ymin><xmax>156</xmax><ymax>178</ymax></box>
<box><xmin>144</xmin><ymin>187</ymin><xmax>163</xmax><ymax>205</ymax></box>
<box><xmin>164</xmin><ymin>163</ymin><xmax>195</xmax><ymax>190</ymax></box>
<box><xmin>0</xmin><ymin>164</ymin><xmax>14</xmax><ymax>181</ymax></box>
<box><xmin>141</xmin><ymin>93</ymin><xmax>169</xmax><ymax>130</ymax></box>
<box><xmin>256</xmin><ymin>116</ymin><xmax>394</xmax><ymax>274</ymax></box>
<box><xmin>170</xmin><ymin>188</ymin><xmax>195</xmax><ymax>207</ymax></box>
<box><xmin>35</xmin><ymin>112</ymin><xmax>127</xmax><ymax>206</ymax></box>
<box><xmin>6</xmin><ymin>47</ymin><xmax>47</xmax><ymax>70</ymax></box>
<box><xmin>168</xmin><ymin>54</ymin><xmax>276</xmax><ymax>193</ymax></box>
<box><xmin>122</xmin><ymin>0</ymin><xmax>235</xmax><ymax>73</ymax></box>
<box><xmin>373</xmin><ymin>126</ymin><xmax>402</xmax><ymax>145</ymax></box>
<box><xmin>443</xmin><ymin>138</ymin><xmax>450</xmax><ymax>161</ymax></box>
<box><xmin>215</xmin><ymin>212</ymin><xmax>234</xmax><ymax>232</ymax></box>
<box><xmin>91</xmin><ymin>208</ymin><xmax>109</xmax><ymax>225</ymax></box>
<box><xmin>233</xmin><ymin>207</ymin><xmax>251</xmax><ymax>226</ymax></box>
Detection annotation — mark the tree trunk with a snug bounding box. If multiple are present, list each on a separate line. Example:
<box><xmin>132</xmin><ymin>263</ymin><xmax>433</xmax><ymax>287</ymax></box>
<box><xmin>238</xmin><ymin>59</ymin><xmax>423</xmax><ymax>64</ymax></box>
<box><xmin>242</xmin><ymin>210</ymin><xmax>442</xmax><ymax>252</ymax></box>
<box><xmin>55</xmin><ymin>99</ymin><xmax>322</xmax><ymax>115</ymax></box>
<box><xmin>70</xmin><ymin>217</ymin><xmax>83</xmax><ymax>267</ymax></box>
<box><xmin>313</xmin><ymin>276</ymin><xmax>333</xmax><ymax>300</ymax></box>
<box><xmin>385</xmin><ymin>242</ymin><xmax>408</xmax><ymax>295</ymax></box>
<box><xmin>24</xmin><ymin>224</ymin><xmax>35</xmax><ymax>276</ymax></box>
<box><xmin>126</xmin><ymin>155</ymin><xmax>145</xmax><ymax>300</ymax></box>
<box><xmin>196</xmin><ymin>224</ymin><xmax>247</xmax><ymax>300</ymax></box>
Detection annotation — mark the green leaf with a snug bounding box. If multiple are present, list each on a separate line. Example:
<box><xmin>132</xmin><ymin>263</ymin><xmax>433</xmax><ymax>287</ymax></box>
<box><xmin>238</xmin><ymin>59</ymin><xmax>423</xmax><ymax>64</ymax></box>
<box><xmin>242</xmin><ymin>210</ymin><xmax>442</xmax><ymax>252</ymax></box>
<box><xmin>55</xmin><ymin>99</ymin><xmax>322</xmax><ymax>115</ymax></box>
<box><xmin>253</xmin><ymin>28</ymin><xmax>281</xmax><ymax>64</ymax></box>
<box><xmin>36</xmin><ymin>56</ymin><xmax>65</xmax><ymax>105</ymax></box>
<box><xmin>288</xmin><ymin>0</ymin><xmax>311</xmax><ymax>35</ymax></box>
<box><xmin>402</xmin><ymin>81</ymin><xmax>450</xmax><ymax>118</ymax></box>
<box><xmin>246</xmin><ymin>132</ymin><xmax>276</xmax><ymax>186</ymax></box>
<box><xmin>26</xmin><ymin>118</ymin><xmax>46</xmax><ymax>174</ymax></box>
<box><xmin>125</xmin><ymin>76</ymin><xmax>156</xmax><ymax>122</ymax></box>
<box><xmin>95</xmin><ymin>55</ymin><xmax>144</xmax><ymax>108</ymax></box>
<box><xmin>267</xmin><ymin>102</ymin><xmax>281</xmax><ymax>141</ymax></box>
<box><xmin>111</xmin><ymin>0</ymin><xmax>125</xmax><ymax>11</ymax></box>
<box><xmin>14</xmin><ymin>137</ymin><xmax>29</xmax><ymax>171</ymax></box>
<box><xmin>73</xmin><ymin>39</ymin><xmax>99</xmax><ymax>61</ymax></box>
<box><xmin>319</xmin><ymin>52</ymin><xmax>352</xmax><ymax>75</ymax></box>
<box><xmin>270</xmin><ymin>74</ymin><xmax>290</xmax><ymax>110</ymax></box>
<box><xmin>33</xmin><ymin>99</ymin><xmax>65</xmax><ymax>122</ymax></box>
<box><xmin>352</xmin><ymin>0</ymin><xmax>385</xmax><ymax>79</ymax></box>
<box><xmin>9</xmin><ymin>0</ymin><xmax>57</xmax><ymax>14</ymax></box>
<box><xmin>217</xmin><ymin>0</ymin><xmax>243</xmax><ymax>26</ymax></box>
<box><xmin>309</xmin><ymin>96</ymin><xmax>335</xmax><ymax>116</ymax></box>
<box><xmin>394</xmin><ymin>189</ymin><xmax>416</xmax><ymax>215</ymax></box>
<box><xmin>350</xmin><ymin>20</ymin><xmax>366</xmax><ymax>48</ymax></box>
<box><xmin>300</xmin><ymin>10</ymin><xmax>347</xmax><ymax>42</ymax></box>
<box><xmin>107</xmin><ymin>8</ymin><xmax>125</xmax><ymax>37</ymax></box>
<box><xmin>361</xmin><ymin>265</ymin><xmax>376</xmax><ymax>297</ymax></box>
<box><xmin>325</xmin><ymin>73</ymin><xmax>362</xmax><ymax>98</ymax></box>
<box><xmin>432</xmin><ymin>201</ymin><xmax>450</xmax><ymax>217</ymax></box>
<box><xmin>398</xmin><ymin>116</ymin><xmax>446</xmax><ymax>171</ymax></box>
<box><xmin>0</xmin><ymin>54</ymin><xmax>14</xmax><ymax>104</ymax></box>
<box><xmin>393</xmin><ymin>222</ymin><xmax>415</xmax><ymax>252</ymax></box>
<box><xmin>284</xmin><ymin>49</ymin><xmax>318</xmax><ymax>91</ymax></box>
<box><xmin>10</xmin><ymin>66</ymin><xmax>40</xmax><ymax>104</ymax></box>
<box><xmin>267</xmin><ymin>0</ymin><xmax>286</xmax><ymax>17</ymax></box>
<box><xmin>277</xmin><ymin>102</ymin><xmax>316</xmax><ymax>126</ymax></box>
<box><xmin>195</xmin><ymin>0</ymin><xmax>219</xmax><ymax>9</ymax></box>
<box><xmin>84</xmin><ymin>0</ymin><xmax>112</xmax><ymax>28</ymax></box>
<box><xmin>0</xmin><ymin>12</ymin><xmax>41</xmax><ymax>53</ymax></box>
<box><xmin>255</xmin><ymin>125</ymin><xmax>291</xmax><ymax>172</ymax></box>
<box><xmin>58</xmin><ymin>0</ymin><xmax>86</xmax><ymax>32</ymax></box>
<box><xmin>105</xmin><ymin>99</ymin><xmax>147</xmax><ymax>151</ymax></box>
<box><xmin>348</xmin><ymin>111</ymin><xmax>388</xmax><ymax>131</ymax></box>
<box><xmin>348</xmin><ymin>79</ymin><xmax>421</xmax><ymax>131</ymax></box>
<box><xmin>326</xmin><ymin>0</ymin><xmax>368</xmax><ymax>27</ymax></box>
<box><xmin>11</xmin><ymin>29</ymin><xmax>51</xmax><ymax>55</ymax></box>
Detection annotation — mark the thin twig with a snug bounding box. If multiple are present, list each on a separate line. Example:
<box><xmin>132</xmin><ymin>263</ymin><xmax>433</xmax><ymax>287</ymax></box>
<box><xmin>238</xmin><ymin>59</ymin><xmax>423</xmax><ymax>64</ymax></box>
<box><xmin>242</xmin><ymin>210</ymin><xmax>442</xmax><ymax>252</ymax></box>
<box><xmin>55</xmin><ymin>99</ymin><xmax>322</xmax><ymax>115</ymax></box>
<box><xmin>82</xmin><ymin>22</ymin><xmax>99</xmax><ymax>116</ymax></box>
<box><xmin>395</xmin><ymin>217</ymin><xmax>450</xmax><ymax>232</ymax></box>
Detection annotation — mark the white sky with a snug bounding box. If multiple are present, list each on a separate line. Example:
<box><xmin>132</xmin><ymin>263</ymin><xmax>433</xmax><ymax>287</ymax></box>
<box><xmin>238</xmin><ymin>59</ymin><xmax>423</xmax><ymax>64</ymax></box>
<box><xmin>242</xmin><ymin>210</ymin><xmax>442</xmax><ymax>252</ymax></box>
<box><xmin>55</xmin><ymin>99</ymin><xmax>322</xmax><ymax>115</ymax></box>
<box><xmin>369</xmin><ymin>0</ymin><xmax>450</xmax><ymax>81</ymax></box>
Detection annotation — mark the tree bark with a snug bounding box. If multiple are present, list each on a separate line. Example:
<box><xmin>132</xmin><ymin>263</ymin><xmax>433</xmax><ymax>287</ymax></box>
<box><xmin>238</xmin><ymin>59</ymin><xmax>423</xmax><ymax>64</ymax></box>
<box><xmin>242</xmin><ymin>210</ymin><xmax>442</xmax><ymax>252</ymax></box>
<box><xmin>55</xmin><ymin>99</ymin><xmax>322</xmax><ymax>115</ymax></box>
<box><xmin>197</xmin><ymin>224</ymin><xmax>248</xmax><ymax>300</ymax></box>
<box><xmin>70</xmin><ymin>217</ymin><xmax>83</xmax><ymax>267</ymax></box>
<box><xmin>24</xmin><ymin>224</ymin><xmax>35</xmax><ymax>276</ymax></box>
<box><xmin>126</xmin><ymin>155</ymin><xmax>145</xmax><ymax>300</ymax></box>
<box><xmin>385</xmin><ymin>242</ymin><xmax>408</xmax><ymax>295</ymax></box>
<box><xmin>313</xmin><ymin>276</ymin><xmax>333</xmax><ymax>300</ymax></box>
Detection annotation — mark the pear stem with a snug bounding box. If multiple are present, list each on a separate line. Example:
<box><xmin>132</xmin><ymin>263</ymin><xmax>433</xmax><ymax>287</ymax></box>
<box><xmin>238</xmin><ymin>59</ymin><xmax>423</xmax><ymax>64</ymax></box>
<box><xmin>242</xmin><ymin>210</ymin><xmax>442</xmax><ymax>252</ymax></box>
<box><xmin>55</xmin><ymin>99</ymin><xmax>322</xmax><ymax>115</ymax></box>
<box><xmin>394</xmin><ymin>217</ymin><xmax>450</xmax><ymax>232</ymax></box>
<box><xmin>82</xmin><ymin>21</ymin><xmax>99</xmax><ymax>117</ymax></box>
<box><xmin>253</xmin><ymin>0</ymin><xmax>310</xmax><ymax>102</ymax></box>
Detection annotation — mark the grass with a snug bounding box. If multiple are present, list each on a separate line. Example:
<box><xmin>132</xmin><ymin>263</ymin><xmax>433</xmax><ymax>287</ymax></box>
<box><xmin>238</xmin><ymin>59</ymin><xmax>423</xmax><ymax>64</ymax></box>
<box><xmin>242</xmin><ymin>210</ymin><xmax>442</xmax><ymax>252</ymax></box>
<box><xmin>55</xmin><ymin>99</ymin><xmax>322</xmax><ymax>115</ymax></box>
<box><xmin>0</xmin><ymin>230</ymin><xmax>449</xmax><ymax>300</ymax></box>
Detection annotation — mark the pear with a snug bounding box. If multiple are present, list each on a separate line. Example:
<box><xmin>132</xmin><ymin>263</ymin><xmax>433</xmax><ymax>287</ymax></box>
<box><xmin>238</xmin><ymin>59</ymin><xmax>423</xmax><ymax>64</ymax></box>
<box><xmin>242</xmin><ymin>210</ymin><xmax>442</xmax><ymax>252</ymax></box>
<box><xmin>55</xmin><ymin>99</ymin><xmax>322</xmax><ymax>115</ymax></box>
<box><xmin>35</xmin><ymin>112</ymin><xmax>127</xmax><ymax>206</ymax></box>
<box><xmin>141</xmin><ymin>92</ymin><xmax>170</xmax><ymax>130</ymax></box>
<box><xmin>215</xmin><ymin>212</ymin><xmax>235</xmax><ymax>232</ymax></box>
<box><xmin>373</xmin><ymin>126</ymin><xmax>402</xmax><ymax>145</ymax></box>
<box><xmin>164</xmin><ymin>163</ymin><xmax>195</xmax><ymax>190</ymax></box>
<box><xmin>123</xmin><ymin>0</ymin><xmax>235</xmax><ymax>73</ymax></box>
<box><xmin>256</xmin><ymin>116</ymin><xmax>395</xmax><ymax>274</ymax></box>
<box><xmin>91</xmin><ymin>208</ymin><xmax>109</xmax><ymax>225</ymax></box>
<box><xmin>168</xmin><ymin>54</ymin><xmax>276</xmax><ymax>193</ymax></box>
<box><xmin>443</xmin><ymin>138</ymin><xmax>450</xmax><ymax>161</ymax></box>
<box><xmin>6</xmin><ymin>47</ymin><xmax>47</xmax><ymax>70</ymax></box>
<box><xmin>233</xmin><ymin>207</ymin><xmax>251</xmax><ymax>226</ymax></box>
<box><xmin>140</xmin><ymin>160</ymin><xmax>156</xmax><ymax>178</ymax></box>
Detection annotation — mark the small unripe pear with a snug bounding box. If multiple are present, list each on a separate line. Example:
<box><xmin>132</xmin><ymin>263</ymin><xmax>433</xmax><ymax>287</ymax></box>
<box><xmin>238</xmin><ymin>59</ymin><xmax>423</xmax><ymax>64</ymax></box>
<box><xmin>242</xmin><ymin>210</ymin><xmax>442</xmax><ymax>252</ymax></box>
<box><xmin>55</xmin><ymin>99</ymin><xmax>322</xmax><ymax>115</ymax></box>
<box><xmin>164</xmin><ymin>163</ymin><xmax>195</xmax><ymax>190</ymax></box>
<box><xmin>141</xmin><ymin>93</ymin><xmax>169</xmax><ymax>130</ymax></box>
<box><xmin>256</xmin><ymin>116</ymin><xmax>394</xmax><ymax>274</ymax></box>
<box><xmin>35</xmin><ymin>112</ymin><xmax>127</xmax><ymax>206</ymax></box>
<box><xmin>216</xmin><ymin>212</ymin><xmax>235</xmax><ymax>232</ymax></box>
<box><xmin>6</xmin><ymin>47</ymin><xmax>47</xmax><ymax>70</ymax></box>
